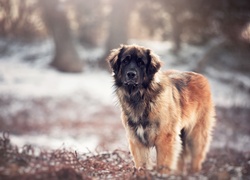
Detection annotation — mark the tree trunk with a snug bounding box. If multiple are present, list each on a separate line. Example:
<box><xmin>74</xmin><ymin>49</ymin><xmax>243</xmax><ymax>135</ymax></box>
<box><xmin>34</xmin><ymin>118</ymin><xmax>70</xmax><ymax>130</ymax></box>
<box><xmin>40</xmin><ymin>0</ymin><xmax>83</xmax><ymax>73</ymax></box>
<box><xmin>101</xmin><ymin>0</ymin><xmax>132</xmax><ymax>69</ymax></box>
<box><xmin>106</xmin><ymin>1</ymin><xmax>130</xmax><ymax>50</ymax></box>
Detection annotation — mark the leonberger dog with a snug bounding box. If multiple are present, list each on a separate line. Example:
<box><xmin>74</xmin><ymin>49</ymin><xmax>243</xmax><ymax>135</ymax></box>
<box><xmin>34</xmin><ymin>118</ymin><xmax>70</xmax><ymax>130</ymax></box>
<box><xmin>106</xmin><ymin>44</ymin><xmax>215</xmax><ymax>174</ymax></box>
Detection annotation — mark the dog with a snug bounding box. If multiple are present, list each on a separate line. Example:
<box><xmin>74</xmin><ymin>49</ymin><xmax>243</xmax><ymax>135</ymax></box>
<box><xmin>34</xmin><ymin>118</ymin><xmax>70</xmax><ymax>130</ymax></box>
<box><xmin>106</xmin><ymin>44</ymin><xmax>215</xmax><ymax>174</ymax></box>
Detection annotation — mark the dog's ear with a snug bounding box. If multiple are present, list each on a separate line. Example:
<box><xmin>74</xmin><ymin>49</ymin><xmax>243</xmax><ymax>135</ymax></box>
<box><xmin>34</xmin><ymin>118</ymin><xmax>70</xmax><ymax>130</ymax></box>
<box><xmin>146</xmin><ymin>49</ymin><xmax>162</xmax><ymax>76</ymax></box>
<box><xmin>106</xmin><ymin>45</ymin><xmax>124</xmax><ymax>75</ymax></box>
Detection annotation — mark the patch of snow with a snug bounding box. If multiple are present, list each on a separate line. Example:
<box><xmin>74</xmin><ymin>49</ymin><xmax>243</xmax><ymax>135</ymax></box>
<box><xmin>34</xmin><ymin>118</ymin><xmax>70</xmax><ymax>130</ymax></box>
<box><xmin>0</xmin><ymin>59</ymin><xmax>114</xmax><ymax>105</ymax></box>
<box><xmin>212</xmin><ymin>133</ymin><xmax>250</xmax><ymax>153</ymax></box>
<box><xmin>0</xmin><ymin>39</ymin><xmax>54</xmax><ymax>67</ymax></box>
<box><xmin>11</xmin><ymin>133</ymin><xmax>99</xmax><ymax>153</ymax></box>
<box><xmin>76</xmin><ymin>43</ymin><xmax>105</xmax><ymax>61</ymax></box>
<box><xmin>207</xmin><ymin>68</ymin><xmax>250</xmax><ymax>107</ymax></box>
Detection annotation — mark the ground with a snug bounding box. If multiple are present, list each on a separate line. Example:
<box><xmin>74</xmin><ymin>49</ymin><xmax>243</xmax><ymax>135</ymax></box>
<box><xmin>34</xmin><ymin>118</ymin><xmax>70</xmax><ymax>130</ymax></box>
<box><xmin>0</xmin><ymin>38</ymin><xmax>249</xmax><ymax>179</ymax></box>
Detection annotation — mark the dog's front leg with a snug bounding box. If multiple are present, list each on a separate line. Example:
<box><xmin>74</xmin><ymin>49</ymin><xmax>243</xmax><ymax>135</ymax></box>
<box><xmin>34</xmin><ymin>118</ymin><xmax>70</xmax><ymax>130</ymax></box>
<box><xmin>155</xmin><ymin>132</ymin><xmax>182</xmax><ymax>174</ymax></box>
<box><xmin>129</xmin><ymin>139</ymin><xmax>151</xmax><ymax>169</ymax></box>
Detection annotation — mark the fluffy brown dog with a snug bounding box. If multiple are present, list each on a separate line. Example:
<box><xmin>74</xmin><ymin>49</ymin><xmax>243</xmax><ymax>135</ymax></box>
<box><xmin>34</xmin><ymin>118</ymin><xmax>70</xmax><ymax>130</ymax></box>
<box><xmin>106</xmin><ymin>44</ymin><xmax>215</xmax><ymax>174</ymax></box>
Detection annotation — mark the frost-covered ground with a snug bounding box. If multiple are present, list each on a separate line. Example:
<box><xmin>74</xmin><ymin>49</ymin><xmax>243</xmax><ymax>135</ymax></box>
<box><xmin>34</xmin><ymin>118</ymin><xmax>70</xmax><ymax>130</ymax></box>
<box><xmin>0</xmin><ymin>38</ymin><xmax>249</xmax><ymax>155</ymax></box>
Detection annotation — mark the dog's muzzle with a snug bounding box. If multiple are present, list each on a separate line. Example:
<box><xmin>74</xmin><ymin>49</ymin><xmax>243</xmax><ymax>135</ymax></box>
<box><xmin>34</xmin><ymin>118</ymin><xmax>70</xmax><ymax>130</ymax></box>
<box><xmin>125</xmin><ymin>70</ymin><xmax>138</xmax><ymax>86</ymax></box>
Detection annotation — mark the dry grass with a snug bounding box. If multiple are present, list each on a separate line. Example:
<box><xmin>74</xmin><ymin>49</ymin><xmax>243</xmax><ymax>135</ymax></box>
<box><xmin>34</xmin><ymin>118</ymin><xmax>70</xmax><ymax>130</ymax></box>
<box><xmin>0</xmin><ymin>132</ymin><xmax>249</xmax><ymax>180</ymax></box>
<box><xmin>0</xmin><ymin>133</ymin><xmax>133</xmax><ymax>179</ymax></box>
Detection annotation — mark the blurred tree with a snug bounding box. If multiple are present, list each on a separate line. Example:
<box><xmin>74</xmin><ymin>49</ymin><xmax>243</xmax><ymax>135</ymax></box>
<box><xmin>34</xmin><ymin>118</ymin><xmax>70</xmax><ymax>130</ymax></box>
<box><xmin>39</xmin><ymin>0</ymin><xmax>83</xmax><ymax>73</ymax></box>
<box><xmin>137</xmin><ymin>1</ymin><xmax>171</xmax><ymax>40</ymax></box>
<box><xmin>144</xmin><ymin>0</ymin><xmax>216</xmax><ymax>52</ymax></box>
<box><xmin>102</xmin><ymin>0</ymin><xmax>134</xmax><ymax>69</ymax></box>
<box><xmin>106</xmin><ymin>0</ymin><xmax>131</xmax><ymax>50</ymax></box>
<box><xmin>138</xmin><ymin>0</ymin><xmax>250</xmax><ymax>52</ymax></box>
<box><xmin>74</xmin><ymin>0</ymin><xmax>106</xmax><ymax>47</ymax></box>
<box><xmin>216</xmin><ymin>0</ymin><xmax>250</xmax><ymax>45</ymax></box>
<box><xmin>0</xmin><ymin>0</ymin><xmax>44</xmax><ymax>39</ymax></box>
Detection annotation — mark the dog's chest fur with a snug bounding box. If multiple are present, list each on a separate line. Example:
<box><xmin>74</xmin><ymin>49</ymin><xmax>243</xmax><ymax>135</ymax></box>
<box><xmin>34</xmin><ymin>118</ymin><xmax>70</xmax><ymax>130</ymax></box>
<box><xmin>120</xmin><ymin>91</ymin><xmax>160</xmax><ymax>147</ymax></box>
<box><xmin>127</xmin><ymin>115</ymin><xmax>159</xmax><ymax>147</ymax></box>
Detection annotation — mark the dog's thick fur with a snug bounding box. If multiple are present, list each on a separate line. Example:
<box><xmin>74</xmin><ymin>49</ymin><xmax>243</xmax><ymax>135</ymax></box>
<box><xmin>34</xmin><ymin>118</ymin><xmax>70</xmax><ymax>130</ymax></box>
<box><xmin>106</xmin><ymin>44</ymin><xmax>215</xmax><ymax>174</ymax></box>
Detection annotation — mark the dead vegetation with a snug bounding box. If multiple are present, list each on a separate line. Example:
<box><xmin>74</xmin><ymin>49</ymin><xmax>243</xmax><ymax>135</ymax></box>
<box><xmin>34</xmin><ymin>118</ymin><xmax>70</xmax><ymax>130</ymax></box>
<box><xmin>0</xmin><ymin>132</ymin><xmax>249</xmax><ymax>180</ymax></box>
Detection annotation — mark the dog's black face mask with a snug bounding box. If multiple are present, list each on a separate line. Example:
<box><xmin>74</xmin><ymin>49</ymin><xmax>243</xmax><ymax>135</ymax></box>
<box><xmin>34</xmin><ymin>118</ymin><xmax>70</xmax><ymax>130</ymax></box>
<box><xmin>119</xmin><ymin>48</ymin><xmax>148</xmax><ymax>94</ymax></box>
<box><xmin>106</xmin><ymin>45</ymin><xmax>162</xmax><ymax>95</ymax></box>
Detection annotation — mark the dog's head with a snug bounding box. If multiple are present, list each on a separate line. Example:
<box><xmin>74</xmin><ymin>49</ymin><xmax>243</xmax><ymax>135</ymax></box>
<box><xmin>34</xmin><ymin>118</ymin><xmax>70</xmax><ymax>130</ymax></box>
<box><xmin>106</xmin><ymin>44</ymin><xmax>162</xmax><ymax>93</ymax></box>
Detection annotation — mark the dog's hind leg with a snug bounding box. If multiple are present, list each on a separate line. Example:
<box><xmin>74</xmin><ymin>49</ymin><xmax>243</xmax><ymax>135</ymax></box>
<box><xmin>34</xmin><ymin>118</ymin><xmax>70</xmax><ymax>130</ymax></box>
<box><xmin>177</xmin><ymin>129</ymin><xmax>188</xmax><ymax>174</ymax></box>
<box><xmin>188</xmin><ymin>115</ymin><xmax>214</xmax><ymax>173</ymax></box>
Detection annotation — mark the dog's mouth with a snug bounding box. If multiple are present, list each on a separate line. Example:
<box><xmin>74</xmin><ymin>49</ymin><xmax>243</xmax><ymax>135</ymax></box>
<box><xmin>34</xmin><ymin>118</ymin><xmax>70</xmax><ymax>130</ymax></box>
<box><xmin>123</xmin><ymin>81</ymin><xmax>140</xmax><ymax>94</ymax></box>
<box><xmin>124</xmin><ymin>81</ymin><xmax>139</xmax><ymax>87</ymax></box>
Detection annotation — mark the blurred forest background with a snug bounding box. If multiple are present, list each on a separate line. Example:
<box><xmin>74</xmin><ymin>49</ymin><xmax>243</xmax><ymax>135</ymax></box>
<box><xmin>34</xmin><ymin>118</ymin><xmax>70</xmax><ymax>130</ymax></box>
<box><xmin>0</xmin><ymin>0</ymin><xmax>250</xmax><ymax>71</ymax></box>
<box><xmin>0</xmin><ymin>0</ymin><xmax>250</xmax><ymax>179</ymax></box>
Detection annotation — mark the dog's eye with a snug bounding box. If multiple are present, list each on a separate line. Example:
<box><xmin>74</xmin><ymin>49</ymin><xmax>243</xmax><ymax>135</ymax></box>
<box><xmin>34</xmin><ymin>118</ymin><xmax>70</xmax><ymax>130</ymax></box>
<box><xmin>122</xmin><ymin>56</ymin><xmax>130</xmax><ymax>65</ymax></box>
<box><xmin>137</xmin><ymin>58</ymin><xmax>145</xmax><ymax>67</ymax></box>
<box><xmin>122</xmin><ymin>59</ymin><xmax>129</xmax><ymax>65</ymax></box>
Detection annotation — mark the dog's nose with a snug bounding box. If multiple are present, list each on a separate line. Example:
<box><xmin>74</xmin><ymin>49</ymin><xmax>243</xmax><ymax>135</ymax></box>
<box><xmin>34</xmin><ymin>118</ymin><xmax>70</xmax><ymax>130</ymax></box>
<box><xmin>127</xmin><ymin>70</ymin><xmax>137</xmax><ymax>79</ymax></box>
